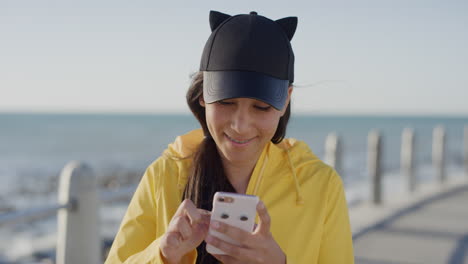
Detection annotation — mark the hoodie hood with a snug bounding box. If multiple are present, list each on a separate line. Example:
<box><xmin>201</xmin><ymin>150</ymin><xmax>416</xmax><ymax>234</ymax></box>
<box><xmin>163</xmin><ymin>129</ymin><xmax>204</xmax><ymax>160</ymax></box>
<box><xmin>163</xmin><ymin>129</ymin><xmax>322</xmax><ymax>205</ymax></box>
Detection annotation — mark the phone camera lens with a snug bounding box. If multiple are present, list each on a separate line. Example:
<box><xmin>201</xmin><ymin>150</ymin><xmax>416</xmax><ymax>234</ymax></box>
<box><xmin>221</xmin><ymin>213</ymin><xmax>229</xmax><ymax>219</ymax></box>
<box><xmin>218</xmin><ymin>197</ymin><xmax>225</xmax><ymax>202</ymax></box>
<box><xmin>240</xmin><ymin>215</ymin><xmax>248</xmax><ymax>221</ymax></box>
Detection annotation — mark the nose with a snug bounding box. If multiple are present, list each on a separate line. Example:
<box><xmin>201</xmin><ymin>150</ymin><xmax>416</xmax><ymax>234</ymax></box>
<box><xmin>230</xmin><ymin>105</ymin><xmax>251</xmax><ymax>135</ymax></box>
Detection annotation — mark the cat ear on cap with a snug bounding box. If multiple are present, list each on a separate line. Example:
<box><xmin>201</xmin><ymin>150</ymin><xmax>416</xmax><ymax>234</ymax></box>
<box><xmin>275</xmin><ymin>17</ymin><xmax>298</xmax><ymax>41</ymax></box>
<box><xmin>209</xmin><ymin>10</ymin><xmax>231</xmax><ymax>32</ymax></box>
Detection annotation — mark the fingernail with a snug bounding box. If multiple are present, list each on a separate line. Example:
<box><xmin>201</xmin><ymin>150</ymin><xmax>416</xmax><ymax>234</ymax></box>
<box><xmin>258</xmin><ymin>201</ymin><xmax>265</xmax><ymax>209</ymax></box>
<box><xmin>201</xmin><ymin>210</ymin><xmax>211</xmax><ymax>215</ymax></box>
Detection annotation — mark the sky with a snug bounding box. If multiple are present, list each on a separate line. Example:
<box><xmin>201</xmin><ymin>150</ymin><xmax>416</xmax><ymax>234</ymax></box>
<box><xmin>1</xmin><ymin>0</ymin><xmax>467</xmax><ymax>115</ymax></box>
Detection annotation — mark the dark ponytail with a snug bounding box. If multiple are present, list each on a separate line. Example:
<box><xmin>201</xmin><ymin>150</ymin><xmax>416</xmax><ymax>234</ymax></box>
<box><xmin>183</xmin><ymin>71</ymin><xmax>291</xmax><ymax>263</ymax></box>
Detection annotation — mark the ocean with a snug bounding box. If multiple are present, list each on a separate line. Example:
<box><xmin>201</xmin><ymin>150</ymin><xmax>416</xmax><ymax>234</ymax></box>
<box><xmin>0</xmin><ymin>113</ymin><xmax>467</xmax><ymax>262</ymax></box>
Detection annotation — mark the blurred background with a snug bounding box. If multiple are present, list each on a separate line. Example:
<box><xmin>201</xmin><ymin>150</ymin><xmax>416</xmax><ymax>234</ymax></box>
<box><xmin>1</xmin><ymin>0</ymin><xmax>467</xmax><ymax>263</ymax></box>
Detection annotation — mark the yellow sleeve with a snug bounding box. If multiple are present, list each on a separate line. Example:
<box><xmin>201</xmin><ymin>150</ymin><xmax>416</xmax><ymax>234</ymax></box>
<box><xmin>104</xmin><ymin>158</ymin><xmax>197</xmax><ymax>264</ymax></box>
<box><xmin>285</xmin><ymin>254</ymin><xmax>296</xmax><ymax>264</ymax></box>
<box><xmin>318</xmin><ymin>169</ymin><xmax>355</xmax><ymax>264</ymax></box>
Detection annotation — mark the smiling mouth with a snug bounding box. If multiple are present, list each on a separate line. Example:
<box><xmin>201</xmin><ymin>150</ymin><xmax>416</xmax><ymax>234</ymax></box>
<box><xmin>225</xmin><ymin>134</ymin><xmax>255</xmax><ymax>144</ymax></box>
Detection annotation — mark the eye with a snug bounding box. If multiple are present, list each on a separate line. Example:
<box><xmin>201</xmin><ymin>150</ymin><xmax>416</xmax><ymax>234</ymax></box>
<box><xmin>254</xmin><ymin>105</ymin><xmax>272</xmax><ymax>111</ymax></box>
<box><xmin>217</xmin><ymin>100</ymin><xmax>234</xmax><ymax>106</ymax></box>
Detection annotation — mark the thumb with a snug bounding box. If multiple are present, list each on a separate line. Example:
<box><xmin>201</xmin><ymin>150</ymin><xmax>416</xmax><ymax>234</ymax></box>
<box><xmin>256</xmin><ymin>201</ymin><xmax>271</xmax><ymax>234</ymax></box>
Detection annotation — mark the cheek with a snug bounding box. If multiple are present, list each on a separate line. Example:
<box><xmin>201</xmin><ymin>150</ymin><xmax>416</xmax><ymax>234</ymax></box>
<box><xmin>205</xmin><ymin>107</ymin><xmax>216</xmax><ymax>130</ymax></box>
<box><xmin>256</xmin><ymin>113</ymin><xmax>282</xmax><ymax>135</ymax></box>
<box><xmin>205</xmin><ymin>105</ymin><xmax>225</xmax><ymax>132</ymax></box>
<box><xmin>204</xmin><ymin>106</ymin><xmax>214</xmax><ymax>123</ymax></box>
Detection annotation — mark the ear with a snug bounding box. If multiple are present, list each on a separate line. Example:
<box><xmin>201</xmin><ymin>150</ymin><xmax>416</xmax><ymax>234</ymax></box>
<box><xmin>199</xmin><ymin>95</ymin><xmax>206</xmax><ymax>107</ymax></box>
<box><xmin>280</xmin><ymin>86</ymin><xmax>293</xmax><ymax>116</ymax></box>
<box><xmin>275</xmin><ymin>17</ymin><xmax>298</xmax><ymax>41</ymax></box>
<box><xmin>209</xmin><ymin>10</ymin><xmax>232</xmax><ymax>32</ymax></box>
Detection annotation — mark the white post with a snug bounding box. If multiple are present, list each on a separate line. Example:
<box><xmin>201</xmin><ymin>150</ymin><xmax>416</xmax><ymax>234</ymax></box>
<box><xmin>432</xmin><ymin>126</ymin><xmax>446</xmax><ymax>184</ymax></box>
<box><xmin>464</xmin><ymin>125</ymin><xmax>468</xmax><ymax>178</ymax></box>
<box><xmin>325</xmin><ymin>132</ymin><xmax>342</xmax><ymax>177</ymax></box>
<box><xmin>56</xmin><ymin>161</ymin><xmax>101</xmax><ymax>264</ymax></box>
<box><xmin>401</xmin><ymin>128</ymin><xmax>416</xmax><ymax>193</ymax></box>
<box><xmin>368</xmin><ymin>130</ymin><xmax>383</xmax><ymax>205</ymax></box>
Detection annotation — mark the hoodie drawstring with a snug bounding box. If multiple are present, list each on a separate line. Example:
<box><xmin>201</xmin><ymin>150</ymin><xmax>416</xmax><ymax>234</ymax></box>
<box><xmin>251</xmin><ymin>144</ymin><xmax>304</xmax><ymax>206</ymax></box>
<box><xmin>286</xmin><ymin>150</ymin><xmax>305</xmax><ymax>205</ymax></box>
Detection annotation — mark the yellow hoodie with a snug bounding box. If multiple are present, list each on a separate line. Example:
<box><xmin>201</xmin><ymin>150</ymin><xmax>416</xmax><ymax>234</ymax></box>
<box><xmin>105</xmin><ymin>129</ymin><xmax>354</xmax><ymax>263</ymax></box>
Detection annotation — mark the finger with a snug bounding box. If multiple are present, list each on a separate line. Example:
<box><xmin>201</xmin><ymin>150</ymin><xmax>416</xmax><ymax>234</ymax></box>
<box><xmin>165</xmin><ymin>231</ymin><xmax>182</xmax><ymax>248</ymax></box>
<box><xmin>176</xmin><ymin>199</ymin><xmax>201</xmax><ymax>225</ymax></box>
<box><xmin>210</xmin><ymin>220</ymin><xmax>252</xmax><ymax>245</ymax></box>
<box><xmin>193</xmin><ymin>212</ymin><xmax>210</xmax><ymax>235</ymax></box>
<box><xmin>198</xmin><ymin>209</ymin><xmax>211</xmax><ymax>225</ymax></box>
<box><xmin>205</xmin><ymin>234</ymin><xmax>242</xmax><ymax>257</ymax></box>
<box><xmin>206</xmin><ymin>235</ymin><xmax>259</xmax><ymax>263</ymax></box>
<box><xmin>255</xmin><ymin>201</ymin><xmax>271</xmax><ymax>235</ymax></box>
<box><xmin>170</xmin><ymin>215</ymin><xmax>192</xmax><ymax>240</ymax></box>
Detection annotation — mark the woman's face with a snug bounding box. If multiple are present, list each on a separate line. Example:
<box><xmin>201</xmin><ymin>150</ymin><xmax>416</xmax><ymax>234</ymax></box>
<box><xmin>200</xmin><ymin>87</ymin><xmax>292</xmax><ymax>167</ymax></box>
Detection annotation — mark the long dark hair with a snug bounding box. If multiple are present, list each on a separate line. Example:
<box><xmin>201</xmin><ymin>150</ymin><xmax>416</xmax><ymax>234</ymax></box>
<box><xmin>183</xmin><ymin>71</ymin><xmax>291</xmax><ymax>263</ymax></box>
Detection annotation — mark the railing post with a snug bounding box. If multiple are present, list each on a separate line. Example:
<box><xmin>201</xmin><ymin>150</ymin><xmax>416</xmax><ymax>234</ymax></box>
<box><xmin>56</xmin><ymin>161</ymin><xmax>101</xmax><ymax>264</ymax></box>
<box><xmin>432</xmin><ymin>126</ymin><xmax>446</xmax><ymax>184</ymax></box>
<box><xmin>368</xmin><ymin>130</ymin><xmax>383</xmax><ymax>205</ymax></box>
<box><xmin>401</xmin><ymin>128</ymin><xmax>416</xmax><ymax>193</ymax></box>
<box><xmin>325</xmin><ymin>132</ymin><xmax>343</xmax><ymax>178</ymax></box>
<box><xmin>464</xmin><ymin>125</ymin><xmax>468</xmax><ymax>178</ymax></box>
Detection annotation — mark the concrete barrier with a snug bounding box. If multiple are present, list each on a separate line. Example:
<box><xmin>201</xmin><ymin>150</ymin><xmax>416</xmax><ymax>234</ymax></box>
<box><xmin>56</xmin><ymin>161</ymin><xmax>101</xmax><ymax>264</ymax></box>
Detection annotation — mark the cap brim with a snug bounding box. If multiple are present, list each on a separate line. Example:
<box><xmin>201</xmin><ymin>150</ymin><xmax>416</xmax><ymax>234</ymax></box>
<box><xmin>203</xmin><ymin>71</ymin><xmax>289</xmax><ymax>110</ymax></box>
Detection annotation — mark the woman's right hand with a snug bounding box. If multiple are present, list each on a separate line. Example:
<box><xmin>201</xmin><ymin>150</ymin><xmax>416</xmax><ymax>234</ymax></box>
<box><xmin>160</xmin><ymin>199</ymin><xmax>210</xmax><ymax>264</ymax></box>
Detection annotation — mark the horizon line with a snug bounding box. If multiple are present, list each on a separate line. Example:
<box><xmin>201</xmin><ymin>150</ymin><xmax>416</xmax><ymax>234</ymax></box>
<box><xmin>1</xmin><ymin>109</ymin><xmax>468</xmax><ymax>118</ymax></box>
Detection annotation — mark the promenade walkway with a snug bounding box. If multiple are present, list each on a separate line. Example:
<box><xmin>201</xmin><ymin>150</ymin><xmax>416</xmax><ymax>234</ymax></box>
<box><xmin>351</xmin><ymin>178</ymin><xmax>468</xmax><ymax>264</ymax></box>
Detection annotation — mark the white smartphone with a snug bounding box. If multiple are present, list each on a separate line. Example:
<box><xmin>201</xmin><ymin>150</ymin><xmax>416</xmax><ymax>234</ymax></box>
<box><xmin>206</xmin><ymin>192</ymin><xmax>259</xmax><ymax>255</ymax></box>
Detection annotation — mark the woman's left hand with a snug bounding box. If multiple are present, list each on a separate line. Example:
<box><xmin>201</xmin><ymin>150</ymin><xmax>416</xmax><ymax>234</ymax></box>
<box><xmin>205</xmin><ymin>201</ymin><xmax>286</xmax><ymax>264</ymax></box>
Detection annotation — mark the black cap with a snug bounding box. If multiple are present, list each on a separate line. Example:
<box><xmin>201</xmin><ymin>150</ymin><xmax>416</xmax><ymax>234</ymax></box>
<box><xmin>200</xmin><ymin>10</ymin><xmax>298</xmax><ymax>110</ymax></box>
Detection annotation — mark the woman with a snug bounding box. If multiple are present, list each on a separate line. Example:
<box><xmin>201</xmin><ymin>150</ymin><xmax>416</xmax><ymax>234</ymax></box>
<box><xmin>106</xmin><ymin>10</ymin><xmax>354</xmax><ymax>264</ymax></box>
